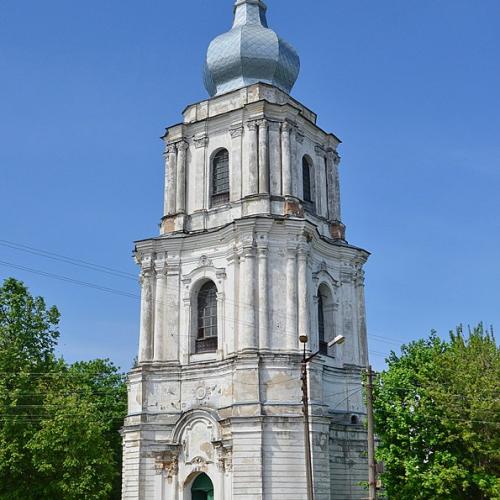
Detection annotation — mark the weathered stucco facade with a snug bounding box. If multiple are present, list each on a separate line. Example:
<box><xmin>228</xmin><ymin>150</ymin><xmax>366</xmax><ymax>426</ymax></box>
<box><xmin>122</xmin><ymin>2</ymin><xmax>370</xmax><ymax>499</ymax></box>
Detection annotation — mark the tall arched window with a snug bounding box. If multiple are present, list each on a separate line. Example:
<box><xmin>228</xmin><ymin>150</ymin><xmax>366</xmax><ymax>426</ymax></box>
<box><xmin>302</xmin><ymin>156</ymin><xmax>313</xmax><ymax>205</ymax></box>
<box><xmin>318</xmin><ymin>294</ymin><xmax>326</xmax><ymax>354</ymax></box>
<box><xmin>211</xmin><ymin>149</ymin><xmax>230</xmax><ymax>207</ymax></box>
<box><xmin>196</xmin><ymin>281</ymin><xmax>218</xmax><ymax>353</ymax></box>
<box><xmin>318</xmin><ymin>283</ymin><xmax>334</xmax><ymax>355</ymax></box>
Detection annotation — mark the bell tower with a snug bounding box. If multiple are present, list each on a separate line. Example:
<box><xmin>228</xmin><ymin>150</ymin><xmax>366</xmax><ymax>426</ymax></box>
<box><xmin>122</xmin><ymin>1</ymin><xmax>370</xmax><ymax>499</ymax></box>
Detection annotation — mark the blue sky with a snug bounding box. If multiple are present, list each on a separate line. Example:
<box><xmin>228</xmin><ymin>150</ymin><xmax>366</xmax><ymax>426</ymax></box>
<box><xmin>1</xmin><ymin>0</ymin><xmax>499</xmax><ymax>372</ymax></box>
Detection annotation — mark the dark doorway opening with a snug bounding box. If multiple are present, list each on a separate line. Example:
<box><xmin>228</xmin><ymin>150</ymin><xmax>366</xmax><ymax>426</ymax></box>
<box><xmin>191</xmin><ymin>473</ymin><xmax>214</xmax><ymax>500</ymax></box>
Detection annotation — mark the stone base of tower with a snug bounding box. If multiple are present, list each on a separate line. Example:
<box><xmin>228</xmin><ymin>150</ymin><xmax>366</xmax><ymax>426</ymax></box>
<box><xmin>121</xmin><ymin>359</ymin><xmax>369</xmax><ymax>500</ymax></box>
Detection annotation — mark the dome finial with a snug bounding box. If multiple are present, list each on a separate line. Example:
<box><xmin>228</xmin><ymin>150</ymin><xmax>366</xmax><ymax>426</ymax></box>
<box><xmin>204</xmin><ymin>0</ymin><xmax>300</xmax><ymax>97</ymax></box>
<box><xmin>233</xmin><ymin>0</ymin><xmax>268</xmax><ymax>28</ymax></box>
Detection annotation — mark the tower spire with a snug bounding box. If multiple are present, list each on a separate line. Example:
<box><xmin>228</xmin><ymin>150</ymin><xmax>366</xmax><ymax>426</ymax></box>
<box><xmin>233</xmin><ymin>0</ymin><xmax>268</xmax><ymax>28</ymax></box>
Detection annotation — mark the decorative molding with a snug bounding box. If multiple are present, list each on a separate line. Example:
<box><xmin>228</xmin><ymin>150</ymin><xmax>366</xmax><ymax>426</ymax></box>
<box><xmin>199</xmin><ymin>255</ymin><xmax>213</xmax><ymax>268</ymax></box>
<box><xmin>315</xmin><ymin>144</ymin><xmax>326</xmax><ymax>157</ymax></box>
<box><xmin>296</xmin><ymin>131</ymin><xmax>305</xmax><ymax>144</ymax></box>
<box><xmin>229</xmin><ymin>124</ymin><xmax>244</xmax><ymax>138</ymax></box>
<box><xmin>165</xmin><ymin>142</ymin><xmax>177</xmax><ymax>155</ymax></box>
<box><xmin>193</xmin><ymin>134</ymin><xmax>208</xmax><ymax>149</ymax></box>
<box><xmin>313</xmin><ymin>266</ymin><xmax>340</xmax><ymax>289</ymax></box>
<box><xmin>257</xmin><ymin>118</ymin><xmax>268</xmax><ymax>129</ymax></box>
<box><xmin>193</xmin><ymin>382</ymin><xmax>217</xmax><ymax>403</ymax></box>
<box><xmin>213</xmin><ymin>440</ymin><xmax>233</xmax><ymax>473</ymax></box>
<box><xmin>246</xmin><ymin>120</ymin><xmax>258</xmax><ymax>131</ymax></box>
<box><xmin>176</xmin><ymin>140</ymin><xmax>189</xmax><ymax>152</ymax></box>
<box><xmin>154</xmin><ymin>448</ymin><xmax>180</xmax><ymax>477</ymax></box>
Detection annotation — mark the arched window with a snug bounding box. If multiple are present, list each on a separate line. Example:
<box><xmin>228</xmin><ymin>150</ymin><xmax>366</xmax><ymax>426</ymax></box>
<box><xmin>318</xmin><ymin>294</ymin><xmax>326</xmax><ymax>353</ymax></box>
<box><xmin>318</xmin><ymin>283</ymin><xmax>334</xmax><ymax>355</ymax></box>
<box><xmin>211</xmin><ymin>149</ymin><xmax>230</xmax><ymax>207</ymax></box>
<box><xmin>196</xmin><ymin>281</ymin><xmax>218</xmax><ymax>353</ymax></box>
<box><xmin>302</xmin><ymin>156</ymin><xmax>313</xmax><ymax>205</ymax></box>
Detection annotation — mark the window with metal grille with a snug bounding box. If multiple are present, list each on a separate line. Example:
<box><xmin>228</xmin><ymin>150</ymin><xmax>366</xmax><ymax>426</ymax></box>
<box><xmin>302</xmin><ymin>156</ymin><xmax>313</xmax><ymax>203</ymax></box>
<box><xmin>211</xmin><ymin>149</ymin><xmax>230</xmax><ymax>207</ymax></box>
<box><xmin>196</xmin><ymin>281</ymin><xmax>218</xmax><ymax>353</ymax></box>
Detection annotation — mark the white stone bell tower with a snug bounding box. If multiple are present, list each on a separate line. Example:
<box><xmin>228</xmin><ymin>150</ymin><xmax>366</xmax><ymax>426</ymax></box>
<box><xmin>122</xmin><ymin>1</ymin><xmax>370</xmax><ymax>499</ymax></box>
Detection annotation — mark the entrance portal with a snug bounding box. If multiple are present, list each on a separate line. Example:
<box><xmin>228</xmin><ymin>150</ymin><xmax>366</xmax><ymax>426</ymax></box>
<box><xmin>191</xmin><ymin>473</ymin><xmax>214</xmax><ymax>500</ymax></box>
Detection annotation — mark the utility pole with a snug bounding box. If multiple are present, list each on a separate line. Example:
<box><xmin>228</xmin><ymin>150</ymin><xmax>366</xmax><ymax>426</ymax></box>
<box><xmin>366</xmin><ymin>365</ymin><xmax>377</xmax><ymax>500</ymax></box>
<box><xmin>300</xmin><ymin>334</ymin><xmax>345</xmax><ymax>500</ymax></box>
<box><xmin>301</xmin><ymin>343</ymin><xmax>314</xmax><ymax>500</ymax></box>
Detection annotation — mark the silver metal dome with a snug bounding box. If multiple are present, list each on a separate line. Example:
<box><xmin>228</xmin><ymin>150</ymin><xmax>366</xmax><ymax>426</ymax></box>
<box><xmin>204</xmin><ymin>0</ymin><xmax>300</xmax><ymax>97</ymax></box>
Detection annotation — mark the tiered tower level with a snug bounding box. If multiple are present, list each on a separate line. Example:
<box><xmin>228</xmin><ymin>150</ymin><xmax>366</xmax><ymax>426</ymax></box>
<box><xmin>122</xmin><ymin>1</ymin><xmax>370</xmax><ymax>499</ymax></box>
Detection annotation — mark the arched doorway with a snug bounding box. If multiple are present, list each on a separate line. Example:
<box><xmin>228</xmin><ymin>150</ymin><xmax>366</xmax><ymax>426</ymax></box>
<box><xmin>191</xmin><ymin>473</ymin><xmax>214</xmax><ymax>500</ymax></box>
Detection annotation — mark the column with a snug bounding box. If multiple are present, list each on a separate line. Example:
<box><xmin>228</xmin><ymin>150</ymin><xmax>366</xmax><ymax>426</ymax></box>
<box><xmin>176</xmin><ymin>141</ymin><xmax>188</xmax><ymax>213</ymax></box>
<box><xmin>326</xmin><ymin>149</ymin><xmax>341</xmax><ymax>221</ymax></box>
<box><xmin>333</xmin><ymin>151</ymin><xmax>342</xmax><ymax>221</ymax></box>
<box><xmin>286</xmin><ymin>245</ymin><xmax>298</xmax><ymax>350</ymax></box>
<box><xmin>153</xmin><ymin>259</ymin><xmax>167</xmax><ymax>362</ymax></box>
<box><xmin>257</xmin><ymin>246</ymin><xmax>269</xmax><ymax>349</ymax></box>
<box><xmin>246</xmin><ymin>121</ymin><xmax>259</xmax><ymax>196</ymax></box>
<box><xmin>139</xmin><ymin>268</ymin><xmax>154</xmax><ymax>362</ymax></box>
<box><xmin>297</xmin><ymin>245</ymin><xmax>310</xmax><ymax>343</ymax></box>
<box><xmin>281</xmin><ymin>122</ymin><xmax>292</xmax><ymax>196</ymax></box>
<box><xmin>165</xmin><ymin>143</ymin><xmax>177</xmax><ymax>215</ymax></box>
<box><xmin>268</xmin><ymin>121</ymin><xmax>282</xmax><ymax>196</ymax></box>
<box><xmin>355</xmin><ymin>267</ymin><xmax>369</xmax><ymax>366</ymax></box>
<box><xmin>258</xmin><ymin>119</ymin><xmax>269</xmax><ymax>194</ymax></box>
<box><xmin>239</xmin><ymin>247</ymin><xmax>257</xmax><ymax>350</ymax></box>
<box><xmin>314</xmin><ymin>146</ymin><xmax>327</xmax><ymax>217</ymax></box>
<box><xmin>230</xmin><ymin>125</ymin><xmax>243</xmax><ymax>202</ymax></box>
<box><xmin>290</xmin><ymin>125</ymin><xmax>298</xmax><ymax>197</ymax></box>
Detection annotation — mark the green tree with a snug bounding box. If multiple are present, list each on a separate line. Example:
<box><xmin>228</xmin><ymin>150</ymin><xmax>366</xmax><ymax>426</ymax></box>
<box><xmin>0</xmin><ymin>278</ymin><xmax>127</xmax><ymax>499</ymax></box>
<box><xmin>27</xmin><ymin>360</ymin><xmax>126</xmax><ymax>499</ymax></box>
<box><xmin>373</xmin><ymin>325</ymin><xmax>500</xmax><ymax>499</ymax></box>
<box><xmin>0</xmin><ymin>277</ymin><xmax>60</xmax><ymax>499</ymax></box>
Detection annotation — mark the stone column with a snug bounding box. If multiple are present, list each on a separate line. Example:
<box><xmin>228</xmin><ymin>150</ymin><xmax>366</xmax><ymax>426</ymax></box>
<box><xmin>257</xmin><ymin>245</ymin><xmax>269</xmax><ymax>349</ymax></box>
<box><xmin>326</xmin><ymin>149</ymin><xmax>341</xmax><ymax>221</ymax></box>
<box><xmin>230</xmin><ymin>125</ymin><xmax>243</xmax><ymax>202</ymax></box>
<box><xmin>315</xmin><ymin>145</ymin><xmax>327</xmax><ymax>217</ymax></box>
<box><xmin>246</xmin><ymin>121</ymin><xmax>259</xmax><ymax>196</ymax></box>
<box><xmin>286</xmin><ymin>245</ymin><xmax>298</xmax><ymax>350</ymax></box>
<box><xmin>175</xmin><ymin>141</ymin><xmax>188</xmax><ymax>213</ymax></box>
<box><xmin>291</xmin><ymin>126</ymin><xmax>299</xmax><ymax>197</ymax></box>
<box><xmin>355</xmin><ymin>266</ymin><xmax>369</xmax><ymax>366</ymax></box>
<box><xmin>239</xmin><ymin>246</ymin><xmax>257</xmax><ymax>350</ymax></box>
<box><xmin>139</xmin><ymin>266</ymin><xmax>155</xmax><ymax>363</ymax></box>
<box><xmin>165</xmin><ymin>143</ymin><xmax>177</xmax><ymax>215</ymax></box>
<box><xmin>268</xmin><ymin>121</ymin><xmax>282</xmax><ymax>196</ymax></box>
<box><xmin>333</xmin><ymin>151</ymin><xmax>342</xmax><ymax>221</ymax></box>
<box><xmin>153</xmin><ymin>257</ymin><xmax>167</xmax><ymax>362</ymax></box>
<box><xmin>258</xmin><ymin>119</ymin><xmax>269</xmax><ymax>194</ymax></box>
<box><xmin>297</xmin><ymin>245</ymin><xmax>310</xmax><ymax>342</ymax></box>
<box><xmin>281</xmin><ymin>122</ymin><xmax>292</xmax><ymax>197</ymax></box>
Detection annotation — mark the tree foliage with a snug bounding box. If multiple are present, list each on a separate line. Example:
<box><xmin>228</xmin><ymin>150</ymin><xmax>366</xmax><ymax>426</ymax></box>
<box><xmin>0</xmin><ymin>278</ymin><xmax>127</xmax><ymax>499</ymax></box>
<box><xmin>373</xmin><ymin>325</ymin><xmax>500</xmax><ymax>499</ymax></box>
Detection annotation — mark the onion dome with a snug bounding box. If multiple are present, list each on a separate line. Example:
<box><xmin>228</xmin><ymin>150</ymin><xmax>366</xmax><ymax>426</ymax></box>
<box><xmin>204</xmin><ymin>0</ymin><xmax>300</xmax><ymax>97</ymax></box>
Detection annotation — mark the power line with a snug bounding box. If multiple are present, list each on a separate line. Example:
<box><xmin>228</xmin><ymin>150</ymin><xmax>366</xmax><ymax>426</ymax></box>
<box><xmin>0</xmin><ymin>260</ymin><xmax>139</xmax><ymax>299</ymax></box>
<box><xmin>0</xmin><ymin>239</ymin><xmax>137</xmax><ymax>281</ymax></box>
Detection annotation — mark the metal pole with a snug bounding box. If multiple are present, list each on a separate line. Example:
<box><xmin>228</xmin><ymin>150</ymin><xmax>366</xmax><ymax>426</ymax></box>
<box><xmin>366</xmin><ymin>365</ymin><xmax>377</xmax><ymax>500</ymax></box>
<box><xmin>302</xmin><ymin>344</ymin><xmax>314</xmax><ymax>500</ymax></box>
